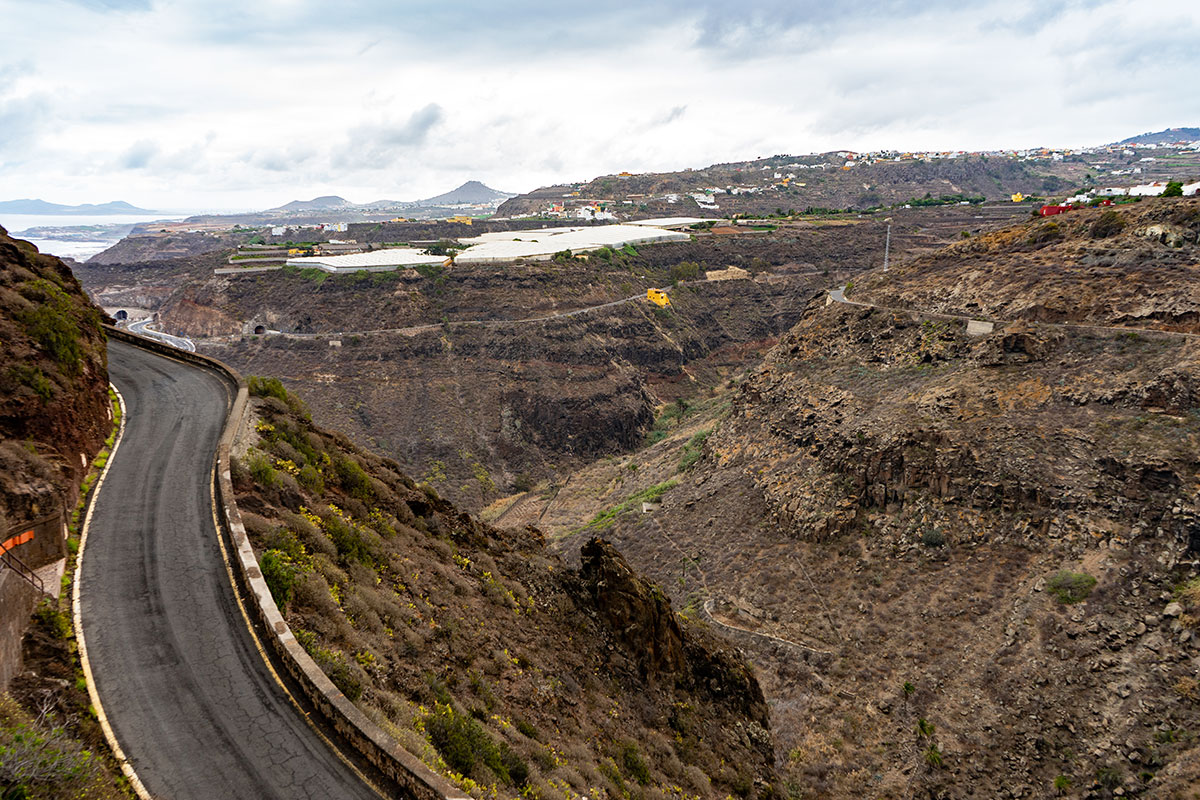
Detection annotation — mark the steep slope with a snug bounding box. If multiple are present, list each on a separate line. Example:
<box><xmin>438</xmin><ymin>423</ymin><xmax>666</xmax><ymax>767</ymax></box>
<box><xmin>0</xmin><ymin>226</ymin><xmax>110</xmax><ymax>531</ymax></box>
<box><xmin>558</xmin><ymin>200</ymin><xmax>1200</xmax><ymax>799</ymax></box>
<box><xmin>231</xmin><ymin>378</ymin><xmax>776</xmax><ymax>799</ymax></box>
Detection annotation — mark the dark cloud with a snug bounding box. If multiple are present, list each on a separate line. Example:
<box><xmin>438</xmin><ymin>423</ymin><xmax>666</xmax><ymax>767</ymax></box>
<box><xmin>118</xmin><ymin>139</ymin><xmax>158</xmax><ymax>169</ymax></box>
<box><xmin>336</xmin><ymin>103</ymin><xmax>444</xmax><ymax>167</ymax></box>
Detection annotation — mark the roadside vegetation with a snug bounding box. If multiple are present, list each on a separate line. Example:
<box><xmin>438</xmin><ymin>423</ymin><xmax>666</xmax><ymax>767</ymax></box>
<box><xmin>231</xmin><ymin>377</ymin><xmax>777</xmax><ymax>800</ymax></box>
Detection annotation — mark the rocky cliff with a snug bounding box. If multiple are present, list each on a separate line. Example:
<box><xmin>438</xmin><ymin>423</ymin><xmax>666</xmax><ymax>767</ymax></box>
<box><xmin>568</xmin><ymin>199</ymin><xmax>1200</xmax><ymax>799</ymax></box>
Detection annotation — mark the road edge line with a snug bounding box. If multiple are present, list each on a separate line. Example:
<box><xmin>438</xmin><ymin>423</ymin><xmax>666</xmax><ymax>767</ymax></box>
<box><xmin>73</xmin><ymin>382</ymin><xmax>156</xmax><ymax>800</ymax></box>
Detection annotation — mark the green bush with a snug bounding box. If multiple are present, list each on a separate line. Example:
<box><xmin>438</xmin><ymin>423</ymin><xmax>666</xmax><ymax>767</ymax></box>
<box><xmin>246</xmin><ymin>451</ymin><xmax>277</xmax><ymax>488</ymax></box>
<box><xmin>921</xmin><ymin>529</ymin><xmax>946</xmax><ymax>548</ymax></box>
<box><xmin>1163</xmin><ymin>181</ymin><xmax>1184</xmax><ymax>198</ymax></box>
<box><xmin>247</xmin><ymin>375</ymin><xmax>288</xmax><ymax>401</ymax></box>
<box><xmin>21</xmin><ymin>292</ymin><xmax>83</xmax><ymax>374</ymax></box>
<box><xmin>1047</xmin><ymin>571</ymin><xmax>1097</xmax><ymax>604</ymax></box>
<box><xmin>621</xmin><ymin>741</ymin><xmax>651</xmax><ymax>785</ymax></box>
<box><xmin>679</xmin><ymin>428</ymin><xmax>712</xmax><ymax>471</ymax></box>
<box><xmin>0</xmin><ymin>722</ymin><xmax>101</xmax><ymax>792</ymax></box>
<box><xmin>325</xmin><ymin>515</ymin><xmax>377</xmax><ymax>566</ymax></box>
<box><xmin>297</xmin><ymin>463</ymin><xmax>324</xmax><ymax>494</ymax></box>
<box><xmin>312</xmin><ymin>650</ymin><xmax>362</xmax><ymax>701</ymax></box>
<box><xmin>33</xmin><ymin>601</ymin><xmax>72</xmax><ymax>639</ymax></box>
<box><xmin>424</xmin><ymin>703</ymin><xmax>526</xmax><ymax>785</ymax></box>
<box><xmin>260</xmin><ymin>550</ymin><xmax>297</xmax><ymax>609</ymax></box>
<box><xmin>670</xmin><ymin>261</ymin><xmax>702</xmax><ymax>282</ymax></box>
<box><xmin>1091</xmin><ymin>209</ymin><xmax>1126</xmax><ymax>239</ymax></box>
<box><xmin>334</xmin><ymin>456</ymin><xmax>374</xmax><ymax>501</ymax></box>
<box><xmin>8</xmin><ymin>365</ymin><xmax>54</xmax><ymax>401</ymax></box>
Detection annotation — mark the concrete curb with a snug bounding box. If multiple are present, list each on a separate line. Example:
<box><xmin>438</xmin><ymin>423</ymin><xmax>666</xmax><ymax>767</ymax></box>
<box><xmin>103</xmin><ymin>326</ymin><xmax>469</xmax><ymax>800</ymax></box>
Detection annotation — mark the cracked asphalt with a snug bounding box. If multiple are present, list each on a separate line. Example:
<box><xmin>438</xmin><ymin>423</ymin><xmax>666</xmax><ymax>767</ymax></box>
<box><xmin>80</xmin><ymin>340</ymin><xmax>379</xmax><ymax>799</ymax></box>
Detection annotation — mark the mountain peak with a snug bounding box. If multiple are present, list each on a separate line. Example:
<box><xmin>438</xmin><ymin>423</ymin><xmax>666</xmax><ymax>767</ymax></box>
<box><xmin>271</xmin><ymin>195</ymin><xmax>351</xmax><ymax>212</ymax></box>
<box><xmin>414</xmin><ymin>181</ymin><xmax>514</xmax><ymax>206</ymax></box>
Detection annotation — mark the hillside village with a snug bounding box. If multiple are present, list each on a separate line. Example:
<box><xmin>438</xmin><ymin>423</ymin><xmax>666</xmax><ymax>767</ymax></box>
<box><xmin>495</xmin><ymin>138</ymin><xmax>1200</xmax><ymax>222</ymax></box>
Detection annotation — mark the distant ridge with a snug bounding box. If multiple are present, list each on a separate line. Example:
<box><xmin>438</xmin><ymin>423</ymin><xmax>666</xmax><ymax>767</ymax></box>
<box><xmin>414</xmin><ymin>180</ymin><xmax>513</xmax><ymax>206</ymax></box>
<box><xmin>1115</xmin><ymin>127</ymin><xmax>1200</xmax><ymax>145</ymax></box>
<box><xmin>269</xmin><ymin>195</ymin><xmax>351</xmax><ymax>212</ymax></box>
<box><xmin>0</xmin><ymin>198</ymin><xmax>154</xmax><ymax>215</ymax></box>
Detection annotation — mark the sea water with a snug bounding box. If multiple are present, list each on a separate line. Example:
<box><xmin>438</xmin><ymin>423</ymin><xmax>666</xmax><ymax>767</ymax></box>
<box><xmin>0</xmin><ymin>212</ymin><xmax>191</xmax><ymax>261</ymax></box>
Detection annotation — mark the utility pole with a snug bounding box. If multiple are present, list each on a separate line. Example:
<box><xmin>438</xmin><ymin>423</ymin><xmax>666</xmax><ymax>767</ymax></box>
<box><xmin>883</xmin><ymin>217</ymin><xmax>892</xmax><ymax>272</ymax></box>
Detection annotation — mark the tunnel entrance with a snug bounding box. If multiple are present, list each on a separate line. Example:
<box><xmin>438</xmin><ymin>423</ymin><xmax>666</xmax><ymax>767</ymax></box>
<box><xmin>114</xmin><ymin>309</ymin><xmax>128</xmax><ymax>321</ymax></box>
<box><xmin>253</xmin><ymin>325</ymin><xmax>266</xmax><ymax>335</ymax></box>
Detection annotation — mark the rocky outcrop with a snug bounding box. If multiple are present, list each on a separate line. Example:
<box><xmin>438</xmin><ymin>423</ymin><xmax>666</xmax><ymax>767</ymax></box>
<box><xmin>580</xmin><ymin>537</ymin><xmax>684</xmax><ymax>675</ymax></box>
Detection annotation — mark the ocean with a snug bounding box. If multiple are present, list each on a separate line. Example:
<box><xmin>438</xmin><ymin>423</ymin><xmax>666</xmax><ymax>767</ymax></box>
<box><xmin>0</xmin><ymin>212</ymin><xmax>192</xmax><ymax>261</ymax></box>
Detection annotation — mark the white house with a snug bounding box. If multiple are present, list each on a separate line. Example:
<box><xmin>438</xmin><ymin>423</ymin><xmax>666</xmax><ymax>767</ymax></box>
<box><xmin>1184</xmin><ymin>181</ymin><xmax>1200</xmax><ymax>196</ymax></box>
<box><xmin>1129</xmin><ymin>182</ymin><xmax>1167</xmax><ymax>197</ymax></box>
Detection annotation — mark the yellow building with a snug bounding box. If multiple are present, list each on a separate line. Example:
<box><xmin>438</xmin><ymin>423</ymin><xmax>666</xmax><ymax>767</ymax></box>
<box><xmin>647</xmin><ymin>288</ymin><xmax>671</xmax><ymax>308</ymax></box>
<box><xmin>447</xmin><ymin>215</ymin><xmax>473</xmax><ymax>225</ymax></box>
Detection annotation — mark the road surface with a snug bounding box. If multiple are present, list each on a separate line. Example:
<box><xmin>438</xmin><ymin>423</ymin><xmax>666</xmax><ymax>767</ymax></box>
<box><xmin>128</xmin><ymin>317</ymin><xmax>196</xmax><ymax>352</ymax></box>
<box><xmin>79</xmin><ymin>340</ymin><xmax>378</xmax><ymax>800</ymax></box>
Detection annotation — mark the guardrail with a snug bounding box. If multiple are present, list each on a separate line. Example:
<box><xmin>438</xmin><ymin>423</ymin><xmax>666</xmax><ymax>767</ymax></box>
<box><xmin>104</xmin><ymin>325</ymin><xmax>468</xmax><ymax>800</ymax></box>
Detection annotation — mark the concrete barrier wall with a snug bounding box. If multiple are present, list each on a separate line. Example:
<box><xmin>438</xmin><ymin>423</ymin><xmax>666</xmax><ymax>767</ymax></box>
<box><xmin>3</xmin><ymin>514</ymin><xmax>66</xmax><ymax>571</ymax></box>
<box><xmin>104</xmin><ymin>325</ymin><xmax>467</xmax><ymax>800</ymax></box>
<box><xmin>0</xmin><ymin>569</ymin><xmax>42</xmax><ymax>691</ymax></box>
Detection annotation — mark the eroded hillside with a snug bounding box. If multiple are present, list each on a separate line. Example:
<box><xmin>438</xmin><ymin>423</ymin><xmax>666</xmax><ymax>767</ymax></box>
<box><xmin>550</xmin><ymin>199</ymin><xmax>1200</xmax><ymax>799</ymax></box>
<box><xmin>231</xmin><ymin>378</ymin><xmax>776</xmax><ymax>799</ymax></box>
<box><xmin>853</xmin><ymin>198</ymin><xmax>1200</xmax><ymax>330</ymax></box>
<box><xmin>0</xmin><ymin>225</ymin><xmax>110</xmax><ymax>535</ymax></box>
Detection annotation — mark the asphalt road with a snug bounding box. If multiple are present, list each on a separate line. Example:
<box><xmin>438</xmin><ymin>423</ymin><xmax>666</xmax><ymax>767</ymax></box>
<box><xmin>128</xmin><ymin>318</ymin><xmax>197</xmax><ymax>352</ymax></box>
<box><xmin>80</xmin><ymin>340</ymin><xmax>378</xmax><ymax>800</ymax></box>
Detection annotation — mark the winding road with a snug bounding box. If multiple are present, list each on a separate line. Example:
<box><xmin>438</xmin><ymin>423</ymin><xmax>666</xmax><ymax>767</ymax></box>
<box><xmin>128</xmin><ymin>317</ymin><xmax>197</xmax><ymax>352</ymax></box>
<box><xmin>79</xmin><ymin>340</ymin><xmax>378</xmax><ymax>800</ymax></box>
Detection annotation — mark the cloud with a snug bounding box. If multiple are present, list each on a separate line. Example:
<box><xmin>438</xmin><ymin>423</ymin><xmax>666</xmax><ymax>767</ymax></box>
<box><xmin>1</xmin><ymin>0</ymin><xmax>1197</xmax><ymax>208</ymax></box>
<box><xmin>118</xmin><ymin>140</ymin><xmax>158</xmax><ymax>169</ymax></box>
<box><xmin>0</xmin><ymin>93</ymin><xmax>51</xmax><ymax>158</ymax></box>
<box><xmin>336</xmin><ymin>103</ymin><xmax>444</xmax><ymax>167</ymax></box>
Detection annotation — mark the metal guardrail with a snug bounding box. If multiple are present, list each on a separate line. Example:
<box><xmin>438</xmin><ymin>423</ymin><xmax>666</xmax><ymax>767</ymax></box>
<box><xmin>0</xmin><ymin>547</ymin><xmax>46</xmax><ymax>596</ymax></box>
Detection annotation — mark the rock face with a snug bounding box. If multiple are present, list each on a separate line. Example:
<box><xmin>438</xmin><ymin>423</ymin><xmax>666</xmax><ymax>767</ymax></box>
<box><xmin>0</xmin><ymin>226</ymin><xmax>110</xmax><ymax>528</ymax></box>
<box><xmin>576</xmin><ymin>199</ymin><xmax>1200</xmax><ymax>799</ymax></box>
<box><xmin>580</xmin><ymin>537</ymin><xmax>684</xmax><ymax>675</ymax></box>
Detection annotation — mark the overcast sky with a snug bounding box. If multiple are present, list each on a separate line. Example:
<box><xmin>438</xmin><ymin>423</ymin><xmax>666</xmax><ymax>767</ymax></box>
<box><xmin>1</xmin><ymin>0</ymin><xmax>1197</xmax><ymax>210</ymax></box>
